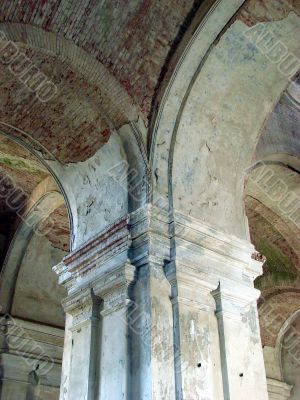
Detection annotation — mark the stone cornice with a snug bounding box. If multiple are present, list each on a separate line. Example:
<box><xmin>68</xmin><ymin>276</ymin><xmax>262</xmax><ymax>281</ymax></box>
<box><xmin>64</xmin><ymin>215</ymin><xmax>130</xmax><ymax>273</ymax></box>
<box><xmin>173</xmin><ymin>209</ymin><xmax>254</xmax><ymax>261</ymax></box>
<box><xmin>172</xmin><ymin>209</ymin><xmax>264</xmax><ymax>283</ymax></box>
<box><xmin>54</xmin><ymin>207</ymin><xmax>264</xmax><ymax>311</ymax></box>
<box><xmin>129</xmin><ymin>204</ymin><xmax>171</xmax><ymax>266</ymax></box>
<box><xmin>53</xmin><ymin>215</ymin><xmax>131</xmax><ymax>289</ymax></box>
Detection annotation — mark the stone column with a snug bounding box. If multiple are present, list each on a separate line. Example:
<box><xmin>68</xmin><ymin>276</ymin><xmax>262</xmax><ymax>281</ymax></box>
<box><xmin>60</xmin><ymin>289</ymin><xmax>102</xmax><ymax>400</ymax></box>
<box><xmin>95</xmin><ymin>263</ymin><xmax>135</xmax><ymax>400</ymax></box>
<box><xmin>54</xmin><ymin>207</ymin><xmax>269</xmax><ymax>400</ymax></box>
<box><xmin>165</xmin><ymin>262</ymin><xmax>224</xmax><ymax>400</ymax></box>
<box><xmin>129</xmin><ymin>206</ymin><xmax>176</xmax><ymax>400</ymax></box>
<box><xmin>167</xmin><ymin>210</ymin><xmax>269</xmax><ymax>400</ymax></box>
<box><xmin>212</xmin><ymin>281</ymin><xmax>267</xmax><ymax>400</ymax></box>
<box><xmin>59</xmin><ymin>313</ymin><xmax>73</xmax><ymax>400</ymax></box>
<box><xmin>54</xmin><ymin>216</ymin><xmax>135</xmax><ymax>400</ymax></box>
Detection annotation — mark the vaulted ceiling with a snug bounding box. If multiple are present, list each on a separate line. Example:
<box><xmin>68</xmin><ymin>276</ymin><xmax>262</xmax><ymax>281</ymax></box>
<box><xmin>0</xmin><ymin>0</ymin><xmax>199</xmax><ymax>120</ymax></box>
<box><xmin>0</xmin><ymin>0</ymin><xmax>205</xmax><ymax>164</ymax></box>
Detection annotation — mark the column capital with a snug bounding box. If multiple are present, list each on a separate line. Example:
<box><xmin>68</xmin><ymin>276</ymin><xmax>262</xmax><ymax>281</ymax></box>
<box><xmin>62</xmin><ymin>288</ymin><xmax>101</xmax><ymax>330</ymax></box>
<box><xmin>93</xmin><ymin>262</ymin><xmax>136</xmax><ymax>316</ymax></box>
<box><xmin>165</xmin><ymin>260</ymin><xmax>217</xmax><ymax>310</ymax></box>
<box><xmin>267</xmin><ymin>378</ymin><xmax>293</xmax><ymax>400</ymax></box>
<box><xmin>211</xmin><ymin>281</ymin><xmax>261</xmax><ymax>320</ymax></box>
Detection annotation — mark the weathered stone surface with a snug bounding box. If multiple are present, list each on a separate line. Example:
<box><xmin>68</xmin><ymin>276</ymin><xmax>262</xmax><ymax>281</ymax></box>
<box><xmin>0</xmin><ymin>2</ymin><xmax>299</xmax><ymax>400</ymax></box>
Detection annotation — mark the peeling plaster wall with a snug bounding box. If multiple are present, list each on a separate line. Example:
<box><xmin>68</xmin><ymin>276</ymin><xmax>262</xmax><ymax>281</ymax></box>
<box><xmin>171</xmin><ymin>15</ymin><xmax>300</xmax><ymax>239</ymax></box>
<box><xmin>49</xmin><ymin>132</ymin><xmax>129</xmax><ymax>248</ymax></box>
<box><xmin>11</xmin><ymin>233</ymin><xmax>66</xmax><ymax>327</ymax></box>
<box><xmin>8</xmin><ymin>124</ymin><xmax>145</xmax><ymax>251</ymax></box>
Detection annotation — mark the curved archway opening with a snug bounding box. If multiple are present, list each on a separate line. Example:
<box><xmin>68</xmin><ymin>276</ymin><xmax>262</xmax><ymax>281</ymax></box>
<box><xmin>244</xmin><ymin>74</ymin><xmax>300</xmax><ymax>399</ymax></box>
<box><xmin>0</xmin><ymin>135</ymin><xmax>71</xmax><ymax>399</ymax></box>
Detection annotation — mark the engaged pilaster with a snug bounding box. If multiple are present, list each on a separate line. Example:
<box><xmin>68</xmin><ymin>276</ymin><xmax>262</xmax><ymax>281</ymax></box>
<box><xmin>167</xmin><ymin>210</ymin><xmax>269</xmax><ymax>400</ymax></box>
<box><xmin>61</xmin><ymin>288</ymin><xmax>102</xmax><ymax>400</ymax></box>
<box><xmin>54</xmin><ymin>216</ymin><xmax>136</xmax><ymax>400</ymax></box>
<box><xmin>129</xmin><ymin>206</ymin><xmax>176</xmax><ymax>400</ymax></box>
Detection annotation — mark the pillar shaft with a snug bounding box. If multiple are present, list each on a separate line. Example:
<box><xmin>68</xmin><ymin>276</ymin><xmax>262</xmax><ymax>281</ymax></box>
<box><xmin>54</xmin><ymin>207</ymin><xmax>269</xmax><ymax>400</ymax></box>
<box><xmin>54</xmin><ymin>216</ymin><xmax>134</xmax><ymax>400</ymax></box>
<box><xmin>168</xmin><ymin>210</ymin><xmax>269</xmax><ymax>400</ymax></box>
<box><xmin>62</xmin><ymin>289</ymin><xmax>101</xmax><ymax>400</ymax></box>
<box><xmin>166</xmin><ymin>263</ymin><xmax>224</xmax><ymax>400</ymax></box>
<box><xmin>212</xmin><ymin>283</ymin><xmax>268</xmax><ymax>400</ymax></box>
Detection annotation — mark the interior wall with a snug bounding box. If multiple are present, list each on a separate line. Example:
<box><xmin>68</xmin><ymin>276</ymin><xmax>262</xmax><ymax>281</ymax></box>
<box><xmin>171</xmin><ymin>14</ymin><xmax>300</xmax><ymax>239</ymax></box>
<box><xmin>11</xmin><ymin>232</ymin><xmax>66</xmax><ymax>328</ymax></box>
<box><xmin>48</xmin><ymin>130</ymin><xmax>144</xmax><ymax>249</ymax></box>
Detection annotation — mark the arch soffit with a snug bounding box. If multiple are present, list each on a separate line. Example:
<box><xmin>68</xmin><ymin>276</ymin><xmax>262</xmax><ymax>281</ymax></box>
<box><xmin>0</xmin><ymin>22</ymin><xmax>137</xmax><ymax>123</ymax></box>
<box><xmin>150</xmin><ymin>0</ymin><xmax>246</xmax><ymax>200</ymax></box>
<box><xmin>0</xmin><ymin>185</ymin><xmax>66</xmax><ymax>315</ymax></box>
<box><xmin>150</xmin><ymin>2</ymin><xmax>300</xmax><ymax>241</ymax></box>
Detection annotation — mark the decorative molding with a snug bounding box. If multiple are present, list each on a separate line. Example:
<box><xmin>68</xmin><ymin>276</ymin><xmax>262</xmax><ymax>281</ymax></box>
<box><xmin>0</xmin><ymin>316</ymin><xmax>64</xmax><ymax>363</ymax></box>
<box><xmin>172</xmin><ymin>209</ymin><xmax>264</xmax><ymax>285</ymax></box>
<box><xmin>61</xmin><ymin>287</ymin><xmax>101</xmax><ymax>327</ymax></box>
<box><xmin>129</xmin><ymin>204</ymin><xmax>171</xmax><ymax>267</ymax></box>
<box><xmin>267</xmin><ymin>378</ymin><xmax>292</xmax><ymax>400</ymax></box>
<box><xmin>54</xmin><ymin>206</ymin><xmax>264</xmax><ymax>318</ymax></box>
<box><xmin>94</xmin><ymin>262</ymin><xmax>136</xmax><ymax>315</ymax></box>
<box><xmin>53</xmin><ymin>215</ymin><xmax>130</xmax><ymax>290</ymax></box>
<box><xmin>212</xmin><ymin>282</ymin><xmax>260</xmax><ymax>321</ymax></box>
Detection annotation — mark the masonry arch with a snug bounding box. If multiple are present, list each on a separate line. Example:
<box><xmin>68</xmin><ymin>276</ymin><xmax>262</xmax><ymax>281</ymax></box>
<box><xmin>0</xmin><ymin>135</ymin><xmax>72</xmax><ymax>399</ymax></box>
<box><xmin>151</xmin><ymin>3</ymin><xmax>300</xmax><ymax>240</ymax></box>
<box><xmin>0</xmin><ymin>23</ymin><xmax>139</xmax><ymax>165</ymax></box>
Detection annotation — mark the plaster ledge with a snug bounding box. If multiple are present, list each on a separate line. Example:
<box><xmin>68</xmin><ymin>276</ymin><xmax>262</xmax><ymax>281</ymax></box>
<box><xmin>267</xmin><ymin>378</ymin><xmax>293</xmax><ymax>400</ymax></box>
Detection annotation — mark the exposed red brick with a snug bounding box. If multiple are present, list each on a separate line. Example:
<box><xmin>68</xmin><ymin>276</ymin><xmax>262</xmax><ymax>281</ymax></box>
<box><xmin>0</xmin><ymin>0</ymin><xmax>198</xmax><ymax>126</ymax></box>
<box><xmin>236</xmin><ymin>0</ymin><xmax>300</xmax><ymax>26</ymax></box>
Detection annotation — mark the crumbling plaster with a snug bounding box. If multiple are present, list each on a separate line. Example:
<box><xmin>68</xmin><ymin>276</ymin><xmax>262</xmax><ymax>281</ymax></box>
<box><xmin>11</xmin><ymin>232</ymin><xmax>66</xmax><ymax>327</ymax></box>
<box><xmin>171</xmin><ymin>14</ymin><xmax>300</xmax><ymax>239</ymax></box>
